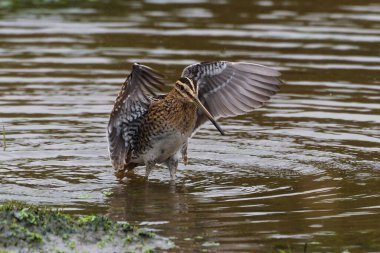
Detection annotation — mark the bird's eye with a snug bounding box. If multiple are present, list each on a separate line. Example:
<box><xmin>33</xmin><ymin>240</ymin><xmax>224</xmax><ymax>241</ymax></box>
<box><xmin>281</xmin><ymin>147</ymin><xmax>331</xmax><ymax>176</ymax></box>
<box><xmin>180</xmin><ymin>85</ymin><xmax>184</xmax><ymax>90</ymax></box>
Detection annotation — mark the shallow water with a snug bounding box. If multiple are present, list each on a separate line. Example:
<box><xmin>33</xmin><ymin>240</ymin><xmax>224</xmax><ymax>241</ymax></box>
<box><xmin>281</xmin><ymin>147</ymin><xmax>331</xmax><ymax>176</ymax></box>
<box><xmin>0</xmin><ymin>0</ymin><xmax>380</xmax><ymax>252</ymax></box>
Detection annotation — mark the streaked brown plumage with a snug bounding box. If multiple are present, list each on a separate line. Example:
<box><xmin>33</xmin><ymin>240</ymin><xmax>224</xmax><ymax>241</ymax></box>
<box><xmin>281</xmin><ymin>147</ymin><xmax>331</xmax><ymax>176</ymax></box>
<box><xmin>107</xmin><ymin>61</ymin><xmax>282</xmax><ymax>180</ymax></box>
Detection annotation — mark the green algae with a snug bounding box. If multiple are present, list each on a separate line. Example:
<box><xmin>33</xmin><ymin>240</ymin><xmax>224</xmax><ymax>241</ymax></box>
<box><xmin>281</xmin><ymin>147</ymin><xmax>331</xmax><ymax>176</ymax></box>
<box><xmin>0</xmin><ymin>201</ymin><xmax>173</xmax><ymax>252</ymax></box>
<box><xmin>101</xmin><ymin>191</ymin><xmax>113</xmax><ymax>197</ymax></box>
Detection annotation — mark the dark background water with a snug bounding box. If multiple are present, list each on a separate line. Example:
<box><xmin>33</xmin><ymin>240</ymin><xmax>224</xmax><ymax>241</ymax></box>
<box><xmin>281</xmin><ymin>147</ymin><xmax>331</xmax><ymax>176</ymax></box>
<box><xmin>0</xmin><ymin>0</ymin><xmax>379</xmax><ymax>252</ymax></box>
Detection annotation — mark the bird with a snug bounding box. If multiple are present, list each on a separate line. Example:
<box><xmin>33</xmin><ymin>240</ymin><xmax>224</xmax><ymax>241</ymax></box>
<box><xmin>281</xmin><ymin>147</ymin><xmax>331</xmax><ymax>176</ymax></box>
<box><xmin>107</xmin><ymin>61</ymin><xmax>282</xmax><ymax>180</ymax></box>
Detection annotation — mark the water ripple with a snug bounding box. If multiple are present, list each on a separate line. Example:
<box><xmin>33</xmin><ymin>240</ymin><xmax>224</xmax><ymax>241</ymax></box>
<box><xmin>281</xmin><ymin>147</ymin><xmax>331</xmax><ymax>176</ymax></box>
<box><xmin>1</xmin><ymin>1</ymin><xmax>380</xmax><ymax>252</ymax></box>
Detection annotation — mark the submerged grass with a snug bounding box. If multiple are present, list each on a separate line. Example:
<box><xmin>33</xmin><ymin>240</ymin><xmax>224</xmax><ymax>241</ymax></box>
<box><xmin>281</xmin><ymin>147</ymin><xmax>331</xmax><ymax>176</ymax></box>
<box><xmin>0</xmin><ymin>201</ymin><xmax>173</xmax><ymax>252</ymax></box>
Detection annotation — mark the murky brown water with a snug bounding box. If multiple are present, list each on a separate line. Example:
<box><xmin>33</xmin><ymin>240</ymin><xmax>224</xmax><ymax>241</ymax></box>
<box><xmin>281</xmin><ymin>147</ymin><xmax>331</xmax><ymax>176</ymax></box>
<box><xmin>1</xmin><ymin>0</ymin><xmax>380</xmax><ymax>252</ymax></box>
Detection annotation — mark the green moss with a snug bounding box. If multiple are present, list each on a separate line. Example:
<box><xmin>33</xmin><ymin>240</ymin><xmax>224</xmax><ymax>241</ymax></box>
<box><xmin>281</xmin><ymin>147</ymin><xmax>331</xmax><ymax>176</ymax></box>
<box><xmin>143</xmin><ymin>246</ymin><xmax>154</xmax><ymax>253</ymax></box>
<box><xmin>77</xmin><ymin>215</ymin><xmax>96</xmax><ymax>225</ymax></box>
<box><xmin>137</xmin><ymin>228</ymin><xmax>156</xmax><ymax>238</ymax></box>
<box><xmin>67</xmin><ymin>240</ymin><xmax>75</xmax><ymax>250</ymax></box>
<box><xmin>277</xmin><ymin>245</ymin><xmax>293</xmax><ymax>253</ymax></box>
<box><xmin>0</xmin><ymin>250</ymin><xmax>17</xmax><ymax>253</ymax></box>
<box><xmin>0</xmin><ymin>201</ymin><xmax>173</xmax><ymax>252</ymax></box>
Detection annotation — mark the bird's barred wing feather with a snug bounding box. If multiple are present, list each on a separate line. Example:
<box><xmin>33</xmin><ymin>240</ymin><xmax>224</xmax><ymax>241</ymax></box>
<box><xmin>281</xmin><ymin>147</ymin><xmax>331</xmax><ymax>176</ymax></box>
<box><xmin>181</xmin><ymin>61</ymin><xmax>282</xmax><ymax>132</ymax></box>
<box><xmin>107</xmin><ymin>63</ymin><xmax>164</xmax><ymax>171</ymax></box>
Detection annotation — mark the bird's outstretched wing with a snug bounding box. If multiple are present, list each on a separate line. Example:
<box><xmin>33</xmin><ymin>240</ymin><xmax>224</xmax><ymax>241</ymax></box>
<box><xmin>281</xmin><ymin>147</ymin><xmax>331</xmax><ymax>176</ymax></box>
<box><xmin>181</xmin><ymin>61</ymin><xmax>282</xmax><ymax>132</ymax></box>
<box><xmin>107</xmin><ymin>63</ymin><xmax>164</xmax><ymax>171</ymax></box>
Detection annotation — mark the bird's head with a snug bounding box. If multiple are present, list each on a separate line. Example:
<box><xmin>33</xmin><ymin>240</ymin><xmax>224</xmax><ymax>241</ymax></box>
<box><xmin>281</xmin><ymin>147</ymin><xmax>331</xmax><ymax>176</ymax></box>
<box><xmin>174</xmin><ymin>77</ymin><xmax>224</xmax><ymax>135</ymax></box>
<box><xmin>174</xmin><ymin>77</ymin><xmax>198</xmax><ymax>101</ymax></box>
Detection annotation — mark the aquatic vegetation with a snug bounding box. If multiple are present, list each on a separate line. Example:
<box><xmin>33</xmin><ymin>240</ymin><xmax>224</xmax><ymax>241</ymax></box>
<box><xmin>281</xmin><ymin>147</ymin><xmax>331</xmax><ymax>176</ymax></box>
<box><xmin>0</xmin><ymin>201</ymin><xmax>174</xmax><ymax>252</ymax></box>
<box><xmin>201</xmin><ymin>241</ymin><xmax>220</xmax><ymax>247</ymax></box>
<box><xmin>101</xmin><ymin>191</ymin><xmax>113</xmax><ymax>197</ymax></box>
<box><xmin>278</xmin><ymin>248</ymin><xmax>293</xmax><ymax>253</ymax></box>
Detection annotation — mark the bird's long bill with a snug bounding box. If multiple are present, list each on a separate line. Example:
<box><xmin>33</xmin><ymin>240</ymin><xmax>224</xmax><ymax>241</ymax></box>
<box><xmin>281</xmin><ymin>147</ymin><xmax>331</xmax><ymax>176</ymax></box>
<box><xmin>193</xmin><ymin>97</ymin><xmax>225</xmax><ymax>135</ymax></box>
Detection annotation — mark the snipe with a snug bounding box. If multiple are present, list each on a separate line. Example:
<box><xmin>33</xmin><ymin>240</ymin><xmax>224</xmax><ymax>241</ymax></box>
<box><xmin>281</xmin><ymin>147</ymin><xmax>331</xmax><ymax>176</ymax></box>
<box><xmin>107</xmin><ymin>61</ymin><xmax>282</xmax><ymax>180</ymax></box>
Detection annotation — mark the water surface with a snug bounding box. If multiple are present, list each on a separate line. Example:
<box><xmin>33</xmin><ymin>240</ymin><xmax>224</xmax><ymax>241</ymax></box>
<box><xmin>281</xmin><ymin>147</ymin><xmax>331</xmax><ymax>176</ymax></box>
<box><xmin>1</xmin><ymin>0</ymin><xmax>380</xmax><ymax>252</ymax></box>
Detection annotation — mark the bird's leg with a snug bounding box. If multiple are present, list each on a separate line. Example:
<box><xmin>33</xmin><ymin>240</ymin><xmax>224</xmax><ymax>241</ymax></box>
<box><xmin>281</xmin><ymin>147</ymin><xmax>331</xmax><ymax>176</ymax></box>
<box><xmin>145</xmin><ymin>160</ymin><xmax>156</xmax><ymax>179</ymax></box>
<box><xmin>166</xmin><ymin>156</ymin><xmax>179</xmax><ymax>181</ymax></box>
<box><xmin>181</xmin><ymin>142</ymin><xmax>188</xmax><ymax>165</ymax></box>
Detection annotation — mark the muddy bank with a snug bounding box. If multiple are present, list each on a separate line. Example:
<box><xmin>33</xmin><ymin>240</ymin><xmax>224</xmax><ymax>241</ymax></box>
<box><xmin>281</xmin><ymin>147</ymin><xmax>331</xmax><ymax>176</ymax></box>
<box><xmin>0</xmin><ymin>201</ymin><xmax>173</xmax><ymax>253</ymax></box>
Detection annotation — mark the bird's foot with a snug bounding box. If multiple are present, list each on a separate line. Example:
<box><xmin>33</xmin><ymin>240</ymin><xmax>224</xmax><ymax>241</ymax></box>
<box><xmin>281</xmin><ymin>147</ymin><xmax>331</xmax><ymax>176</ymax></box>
<box><xmin>145</xmin><ymin>160</ymin><xmax>156</xmax><ymax>179</ymax></box>
<box><xmin>166</xmin><ymin>157</ymin><xmax>179</xmax><ymax>181</ymax></box>
<box><xmin>115</xmin><ymin>168</ymin><xmax>137</xmax><ymax>181</ymax></box>
<box><xmin>169</xmin><ymin>167</ymin><xmax>177</xmax><ymax>181</ymax></box>
<box><xmin>145</xmin><ymin>168</ymin><xmax>152</xmax><ymax>179</ymax></box>
<box><xmin>115</xmin><ymin>169</ymin><xmax>126</xmax><ymax>180</ymax></box>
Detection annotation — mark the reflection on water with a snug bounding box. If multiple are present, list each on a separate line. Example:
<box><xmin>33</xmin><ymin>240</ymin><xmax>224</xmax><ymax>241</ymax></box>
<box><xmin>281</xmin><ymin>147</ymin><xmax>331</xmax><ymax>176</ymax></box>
<box><xmin>0</xmin><ymin>0</ymin><xmax>380</xmax><ymax>251</ymax></box>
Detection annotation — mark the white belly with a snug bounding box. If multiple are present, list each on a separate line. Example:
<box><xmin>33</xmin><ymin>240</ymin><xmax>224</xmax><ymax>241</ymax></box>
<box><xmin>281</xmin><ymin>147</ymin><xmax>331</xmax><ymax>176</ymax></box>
<box><xmin>132</xmin><ymin>130</ymin><xmax>190</xmax><ymax>164</ymax></box>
